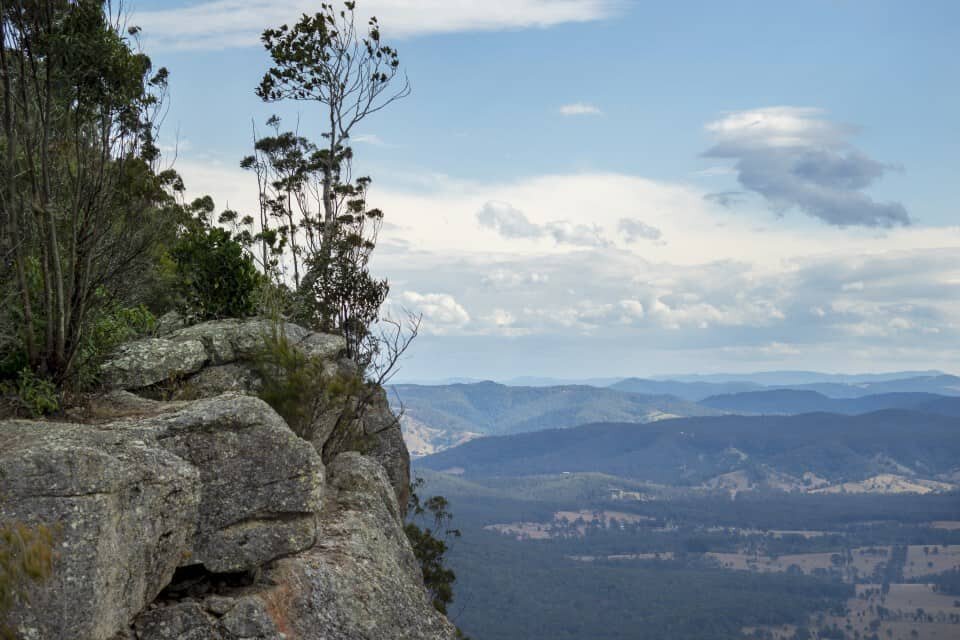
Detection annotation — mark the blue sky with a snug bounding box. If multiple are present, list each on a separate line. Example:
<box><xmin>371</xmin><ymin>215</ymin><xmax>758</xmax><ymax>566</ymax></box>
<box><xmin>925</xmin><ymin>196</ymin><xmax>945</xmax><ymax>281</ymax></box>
<box><xmin>132</xmin><ymin>0</ymin><xmax>960</xmax><ymax>380</ymax></box>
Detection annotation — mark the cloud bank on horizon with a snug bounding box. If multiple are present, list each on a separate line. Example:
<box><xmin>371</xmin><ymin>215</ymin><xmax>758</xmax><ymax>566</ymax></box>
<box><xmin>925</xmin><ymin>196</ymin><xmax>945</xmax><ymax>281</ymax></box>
<box><xmin>177</xmin><ymin>142</ymin><xmax>960</xmax><ymax>375</ymax></box>
<box><xmin>135</xmin><ymin>0</ymin><xmax>620</xmax><ymax>50</ymax></box>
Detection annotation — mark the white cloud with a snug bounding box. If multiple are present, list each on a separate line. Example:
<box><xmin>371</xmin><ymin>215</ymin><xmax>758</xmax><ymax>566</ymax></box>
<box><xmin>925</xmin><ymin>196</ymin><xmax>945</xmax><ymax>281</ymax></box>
<box><xmin>136</xmin><ymin>0</ymin><xmax>619</xmax><ymax>51</ymax></box>
<box><xmin>618</xmin><ymin>218</ymin><xmax>662</xmax><ymax>243</ymax></box>
<box><xmin>352</xmin><ymin>133</ymin><xmax>387</xmax><ymax>146</ymax></box>
<box><xmin>721</xmin><ymin>342</ymin><xmax>803</xmax><ymax>358</ymax></box>
<box><xmin>488</xmin><ymin>309</ymin><xmax>516</xmax><ymax>327</ymax></box>
<box><xmin>476</xmin><ymin>201</ymin><xmax>543</xmax><ymax>239</ymax></box>
<box><xmin>619</xmin><ymin>299</ymin><xmax>646</xmax><ymax>320</ymax></box>
<box><xmin>481</xmin><ymin>269</ymin><xmax>549</xmax><ymax>289</ymax></box>
<box><xmin>841</xmin><ymin>281</ymin><xmax>865</xmax><ymax>292</ymax></box>
<box><xmin>400</xmin><ymin>291</ymin><xmax>470</xmax><ymax>334</ymax></box>
<box><xmin>476</xmin><ymin>201</ymin><xmax>610</xmax><ymax>247</ymax></box>
<box><xmin>704</xmin><ymin>107</ymin><xmax>909</xmax><ymax>227</ymax></box>
<box><xmin>169</xmin><ymin>158</ymin><xmax>960</xmax><ymax>372</ymax></box>
<box><xmin>559</xmin><ymin>102</ymin><xmax>603</xmax><ymax>116</ymax></box>
<box><xmin>705</xmin><ymin>106</ymin><xmax>850</xmax><ymax>150</ymax></box>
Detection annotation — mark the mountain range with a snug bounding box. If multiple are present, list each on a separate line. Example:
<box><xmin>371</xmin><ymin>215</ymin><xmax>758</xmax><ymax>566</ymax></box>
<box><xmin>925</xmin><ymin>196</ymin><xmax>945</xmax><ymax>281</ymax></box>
<box><xmin>393</xmin><ymin>375</ymin><xmax>960</xmax><ymax>457</ymax></box>
<box><xmin>610</xmin><ymin>373</ymin><xmax>960</xmax><ymax>401</ymax></box>
<box><xmin>417</xmin><ymin>410</ymin><xmax>960</xmax><ymax>491</ymax></box>
<box><xmin>700</xmin><ymin>389</ymin><xmax>960</xmax><ymax>415</ymax></box>
<box><xmin>390</xmin><ymin>381</ymin><xmax>719</xmax><ymax>457</ymax></box>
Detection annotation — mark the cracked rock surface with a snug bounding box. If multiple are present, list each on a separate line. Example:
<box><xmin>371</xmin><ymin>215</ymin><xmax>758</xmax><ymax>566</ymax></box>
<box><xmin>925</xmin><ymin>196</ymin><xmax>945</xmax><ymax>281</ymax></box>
<box><xmin>1</xmin><ymin>394</ymin><xmax>323</xmax><ymax>640</ymax></box>
<box><xmin>2</xmin><ymin>319</ymin><xmax>439</xmax><ymax>640</ymax></box>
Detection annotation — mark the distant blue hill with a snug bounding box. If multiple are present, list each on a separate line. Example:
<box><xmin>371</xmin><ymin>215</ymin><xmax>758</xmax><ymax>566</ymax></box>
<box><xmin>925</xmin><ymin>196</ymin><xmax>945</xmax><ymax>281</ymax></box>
<box><xmin>389</xmin><ymin>380</ymin><xmax>719</xmax><ymax>437</ymax></box>
<box><xmin>701</xmin><ymin>389</ymin><xmax>960</xmax><ymax>415</ymax></box>
<box><xmin>418</xmin><ymin>410</ymin><xmax>960</xmax><ymax>483</ymax></box>
<box><xmin>609</xmin><ymin>378</ymin><xmax>763</xmax><ymax>401</ymax></box>
<box><xmin>652</xmin><ymin>370</ymin><xmax>947</xmax><ymax>386</ymax></box>
<box><xmin>611</xmin><ymin>374</ymin><xmax>960</xmax><ymax>401</ymax></box>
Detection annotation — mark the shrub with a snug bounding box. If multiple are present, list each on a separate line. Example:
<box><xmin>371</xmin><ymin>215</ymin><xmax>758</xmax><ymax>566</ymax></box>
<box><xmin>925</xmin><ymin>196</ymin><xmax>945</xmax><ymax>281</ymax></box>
<box><xmin>172</xmin><ymin>205</ymin><xmax>261</xmax><ymax>322</ymax></box>
<box><xmin>406</xmin><ymin>478</ymin><xmax>461</xmax><ymax>616</ymax></box>
<box><xmin>72</xmin><ymin>293</ymin><xmax>157</xmax><ymax>390</ymax></box>
<box><xmin>0</xmin><ymin>522</ymin><xmax>55</xmax><ymax>639</ymax></box>
<box><xmin>0</xmin><ymin>369</ymin><xmax>59</xmax><ymax>418</ymax></box>
<box><xmin>252</xmin><ymin>328</ymin><xmax>366</xmax><ymax>452</ymax></box>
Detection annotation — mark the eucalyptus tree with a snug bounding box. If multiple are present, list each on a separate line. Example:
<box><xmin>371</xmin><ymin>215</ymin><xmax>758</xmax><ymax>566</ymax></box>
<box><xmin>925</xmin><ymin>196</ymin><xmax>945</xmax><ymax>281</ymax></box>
<box><xmin>256</xmin><ymin>0</ymin><xmax>408</xmax><ymax>227</ymax></box>
<box><xmin>0</xmin><ymin>0</ymin><xmax>179</xmax><ymax>382</ymax></box>
<box><xmin>250</xmin><ymin>1</ymin><xmax>411</xmax><ymax>365</ymax></box>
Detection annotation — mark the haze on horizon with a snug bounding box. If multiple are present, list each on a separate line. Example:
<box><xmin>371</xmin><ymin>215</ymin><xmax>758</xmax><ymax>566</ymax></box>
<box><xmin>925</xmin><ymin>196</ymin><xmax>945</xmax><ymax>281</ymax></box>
<box><xmin>134</xmin><ymin>0</ymin><xmax>960</xmax><ymax>381</ymax></box>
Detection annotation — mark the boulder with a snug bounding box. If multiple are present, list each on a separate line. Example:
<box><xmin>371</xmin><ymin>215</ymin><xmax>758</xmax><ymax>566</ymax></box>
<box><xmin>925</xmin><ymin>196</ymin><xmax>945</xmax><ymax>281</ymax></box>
<box><xmin>101</xmin><ymin>338</ymin><xmax>208</xmax><ymax>389</ymax></box>
<box><xmin>183</xmin><ymin>363</ymin><xmax>263</xmax><ymax>397</ymax></box>
<box><xmin>0</xmin><ymin>420</ymin><xmax>200</xmax><ymax>640</ymax></box>
<box><xmin>127</xmin><ymin>454</ymin><xmax>452</xmax><ymax>640</ymax></box>
<box><xmin>0</xmin><ymin>394</ymin><xmax>325</xmax><ymax>639</ymax></box>
<box><xmin>99</xmin><ymin>316</ymin><xmax>408</xmax><ymax>520</ymax></box>
<box><xmin>219</xmin><ymin>597</ymin><xmax>281</xmax><ymax>639</ymax></box>
<box><xmin>7</xmin><ymin>318</ymin><xmax>448</xmax><ymax>639</ymax></box>
<box><xmin>166</xmin><ymin>319</ymin><xmax>344</xmax><ymax>366</ymax></box>
<box><xmin>140</xmin><ymin>394</ymin><xmax>325</xmax><ymax>574</ymax></box>
<box><xmin>133</xmin><ymin>598</ymin><xmax>283</xmax><ymax>640</ymax></box>
<box><xmin>101</xmin><ymin>318</ymin><xmax>346</xmax><ymax>392</ymax></box>
<box><xmin>134</xmin><ymin>603</ymin><xmax>221</xmax><ymax>640</ymax></box>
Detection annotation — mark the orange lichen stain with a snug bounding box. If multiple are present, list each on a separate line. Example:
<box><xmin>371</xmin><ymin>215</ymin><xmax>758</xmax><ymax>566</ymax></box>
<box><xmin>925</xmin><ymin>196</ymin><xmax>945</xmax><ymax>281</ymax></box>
<box><xmin>260</xmin><ymin>578</ymin><xmax>297</xmax><ymax>638</ymax></box>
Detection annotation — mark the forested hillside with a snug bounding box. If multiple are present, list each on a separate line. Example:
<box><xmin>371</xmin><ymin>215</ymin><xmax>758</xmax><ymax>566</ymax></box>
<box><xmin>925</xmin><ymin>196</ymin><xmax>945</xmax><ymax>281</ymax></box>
<box><xmin>391</xmin><ymin>381</ymin><xmax>718</xmax><ymax>436</ymax></box>
<box><xmin>419</xmin><ymin>410</ymin><xmax>960</xmax><ymax>486</ymax></box>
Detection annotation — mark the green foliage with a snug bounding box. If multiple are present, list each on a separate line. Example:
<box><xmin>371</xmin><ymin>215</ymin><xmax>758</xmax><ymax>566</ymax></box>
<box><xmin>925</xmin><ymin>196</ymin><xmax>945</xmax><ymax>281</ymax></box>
<box><xmin>257</xmin><ymin>3</ymin><xmax>401</xmax><ymax>106</ymax></box>
<box><xmin>252</xmin><ymin>328</ymin><xmax>365</xmax><ymax>449</ymax></box>
<box><xmin>250</xmin><ymin>2</ymin><xmax>410</xmax><ymax>373</ymax></box>
<box><xmin>406</xmin><ymin>478</ymin><xmax>461</xmax><ymax>615</ymax></box>
<box><xmin>0</xmin><ymin>0</ymin><xmax>183</xmax><ymax>383</ymax></box>
<box><xmin>0</xmin><ymin>369</ymin><xmax>59</xmax><ymax>417</ymax></box>
<box><xmin>172</xmin><ymin>201</ymin><xmax>261</xmax><ymax>322</ymax></box>
<box><xmin>295</xmin><ymin>202</ymin><xmax>389</xmax><ymax>364</ymax></box>
<box><xmin>414</xmin><ymin>476</ymin><xmax>861</xmax><ymax>640</ymax></box>
<box><xmin>0</xmin><ymin>523</ymin><xmax>54</xmax><ymax>639</ymax></box>
<box><xmin>926</xmin><ymin>568</ymin><xmax>960</xmax><ymax>596</ymax></box>
<box><xmin>72</xmin><ymin>292</ymin><xmax>157</xmax><ymax>390</ymax></box>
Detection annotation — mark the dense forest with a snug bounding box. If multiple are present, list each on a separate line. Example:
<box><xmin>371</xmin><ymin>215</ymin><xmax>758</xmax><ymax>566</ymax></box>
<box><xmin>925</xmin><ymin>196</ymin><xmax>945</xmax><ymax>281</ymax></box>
<box><xmin>418</xmin><ymin>469</ymin><xmax>960</xmax><ymax>640</ymax></box>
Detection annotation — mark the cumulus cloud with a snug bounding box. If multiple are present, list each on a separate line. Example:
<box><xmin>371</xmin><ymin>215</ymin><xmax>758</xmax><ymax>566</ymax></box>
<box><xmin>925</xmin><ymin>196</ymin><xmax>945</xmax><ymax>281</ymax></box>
<box><xmin>487</xmin><ymin>309</ymin><xmax>516</xmax><ymax>327</ymax></box>
<box><xmin>559</xmin><ymin>102</ymin><xmax>603</xmax><ymax>116</ymax></box>
<box><xmin>721</xmin><ymin>342</ymin><xmax>803</xmax><ymax>358</ymax></box>
<box><xmin>618</xmin><ymin>218</ymin><xmax>662</xmax><ymax>243</ymax></box>
<box><xmin>476</xmin><ymin>202</ymin><xmax>544</xmax><ymax>239</ymax></box>
<box><xmin>476</xmin><ymin>201</ymin><xmax>610</xmax><ymax>247</ymax></box>
<box><xmin>841</xmin><ymin>281</ymin><xmax>865</xmax><ymax>292</ymax></box>
<box><xmin>400</xmin><ymin>291</ymin><xmax>470</xmax><ymax>333</ymax></box>
<box><xmin>619</xmin><ymin>299</ymin><xmax>646</xmax><ymax>320</ymax></box>
<box><xmin>136</xmin><ymin>0</ymin><xmax>619</xmax><ymax>51</ymax></box>
<box><xmin>481</xmin><ymin>269</ymin><xmax>549</xmax><ymax>289</ymax></box>
<box><xmin>704</xmin><ymin>107</ymin><xmax>910</xmax><ymax>227</ymax></box>
<box><xmin>168</xmin><ymin>159</ymin><xmax>960</xmax><ymax>374</ymax></box>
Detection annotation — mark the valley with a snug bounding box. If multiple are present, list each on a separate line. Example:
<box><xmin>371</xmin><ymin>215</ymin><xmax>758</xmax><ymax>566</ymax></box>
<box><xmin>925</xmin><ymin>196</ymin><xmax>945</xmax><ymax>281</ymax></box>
<box><xmin>404</xmin><ymin>372</ymin><xmax>960</xmax><ymax>640</ymax></box>
<box><xmin>417</xmin><ymin>469</ymin><xmax>960</xmax><ymax>640</ymax></box>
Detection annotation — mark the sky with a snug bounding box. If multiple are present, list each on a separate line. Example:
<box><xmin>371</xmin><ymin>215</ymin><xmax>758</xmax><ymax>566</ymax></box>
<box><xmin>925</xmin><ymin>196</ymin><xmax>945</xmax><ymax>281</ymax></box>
<box><xmin>130</xmin><ymin>0</ymin><xmax>960</xmax><ymax>381</ymax></box>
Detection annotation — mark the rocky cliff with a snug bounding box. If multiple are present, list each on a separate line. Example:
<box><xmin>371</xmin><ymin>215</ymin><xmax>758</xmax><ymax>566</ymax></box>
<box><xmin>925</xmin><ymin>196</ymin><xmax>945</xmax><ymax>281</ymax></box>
<box><xmin>0</xmin><ymin>319</ymin><xmax>456</xmax><ymax>640</ymax></box>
